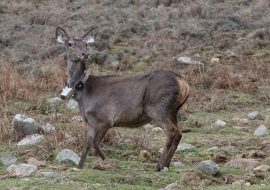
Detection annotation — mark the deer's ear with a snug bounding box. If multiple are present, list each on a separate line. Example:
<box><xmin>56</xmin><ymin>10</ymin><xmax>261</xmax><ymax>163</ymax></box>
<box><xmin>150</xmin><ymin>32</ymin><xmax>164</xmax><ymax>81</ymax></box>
<box><xmin>56</xmin><ymin>27</ymin><xmax>68</xmax><ymax>44</ymax></box>
<box><xmin>82</xmin><ymin>26</ymin><xmax>99</xmax><ymax>44</ymax></box>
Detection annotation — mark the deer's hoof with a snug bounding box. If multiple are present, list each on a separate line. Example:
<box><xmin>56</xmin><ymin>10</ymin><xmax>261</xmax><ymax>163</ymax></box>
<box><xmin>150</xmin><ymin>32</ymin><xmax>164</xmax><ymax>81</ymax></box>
<box><xmin>77</xmin><ymin>162</ymin><xmax>84</xmax><ymax>169</ymax></box>
<box><xmin>155</xmin><ymin>164</ymin><xmax>162</xmax><ymax>172</ymax></box>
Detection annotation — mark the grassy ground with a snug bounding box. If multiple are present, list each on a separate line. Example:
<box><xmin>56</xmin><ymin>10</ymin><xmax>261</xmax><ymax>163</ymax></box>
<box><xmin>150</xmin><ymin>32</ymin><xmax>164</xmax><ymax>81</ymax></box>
<box><xmin>1</xmin><ymin>0</ymin><xmax>270</xmax><ymax>189</ymax></box>
<box><xmin>1</xmin><ymin>84</ymin><xmax>270</xmax><ymax>189</ymax></box>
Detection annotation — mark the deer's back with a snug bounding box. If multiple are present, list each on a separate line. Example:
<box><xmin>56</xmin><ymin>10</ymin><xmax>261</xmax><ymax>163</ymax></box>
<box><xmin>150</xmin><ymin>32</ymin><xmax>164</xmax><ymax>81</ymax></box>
<box><xmin>80</xmin><ymin>70</ymin><xmax>188</xmax><ymax>127</ymax></box>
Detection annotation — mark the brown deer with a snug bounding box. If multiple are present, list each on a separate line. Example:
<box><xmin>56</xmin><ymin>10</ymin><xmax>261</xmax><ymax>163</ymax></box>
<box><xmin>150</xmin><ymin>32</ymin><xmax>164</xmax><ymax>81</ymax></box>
<box><xmin>55</xmin><ymin>26</ymin><xmax>189</xmax><ymax>171</ymax></box>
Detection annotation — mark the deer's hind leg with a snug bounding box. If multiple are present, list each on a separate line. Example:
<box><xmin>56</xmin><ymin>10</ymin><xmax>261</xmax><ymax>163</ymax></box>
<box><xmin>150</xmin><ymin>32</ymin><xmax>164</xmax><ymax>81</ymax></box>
<box><xmin>154</xmin><ymin>119</ymin><xmax>181</xmax><ymax>171</ymax></box>
<box><xmin>162</xmin><ymin>114</ymin><xmax>182</xmax><ymax>169</ymax></box>
<box><xmin>146</xmin><ymin>105</ymin><xmax>182</xmax><ymax>171</ymax></box>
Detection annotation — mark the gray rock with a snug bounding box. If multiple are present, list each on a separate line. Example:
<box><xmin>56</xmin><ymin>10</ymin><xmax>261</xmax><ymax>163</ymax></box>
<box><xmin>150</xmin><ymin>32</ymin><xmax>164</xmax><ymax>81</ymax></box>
<box><xmin>248</xmin><ymin>111</ymin><xmax>259</xmax><ymax>120</ymax></box>
<box><xmin>111</xmin><ymin>61</ymin><xmax>120</xmax><ymax>68</ymax></box>
<box><xmin>210</xmin><ymin>57</ymin><xmax>220</xmax><ymax>64</ymax></box>
<box><xmin>232</xmin><ymin>117</ymin><xmax>249</xmax><ymax>125</ymax></box>
<box><xmin>12</xmin><ymin>114</ymin><xmax>39</xmax><ymax>135</ymax></box>
<box><xmin>197</xmin><ymin>160</ymin><xmax>219</xmax><ymax>175</ymax></box>
<box><xmin>17</xmin><ymin>134</ymin><xmax>44</xmax><ymax>146</ymax></box>
<box><xmin>71</xmin><ymin>115</ymin><xmax>83</xmax><ymax>123</ymax></box>
<box><xmin>67</xmin><ymin>167</ymin><xmax>81</xmax><ymax>172</ymax></box>
<box><xmin>66</xmin><ymin>99</ymin><xmax>78</xmax><ymax>110</ymax></box>
<box><xmin>253</xmin><ymin>164</ymin><xmax>270</xmax><ymax>172</ymax></box>
<box><xmin>9</xmin><ymin>187</ymin><xmax>22</xmax><ymax>190</ymax></box>
<box><xmin>55</xmin><ymin>149</ymin><xmax>80</xmax><ymax>166</ymax></box>
<box><xmin>207</xmin><ymin>147</ymin><xmax>219</xmax><ymax>152</ymax></box>
<box><xmin>232</xmin><ymin>180</ymin><xmax>245</xmax><ymax>186</ymax></box>
<box><xmin>40</xmin><ymin>123</ymin><xmax>55</xmax><ymax>134</ymax></box>
<box><xmin>176</xmin><ymin>143</ymin><xmax>194</xmax><ymax>152</ymax></box>
<box><xmin>158</xmin><ymin>148</ymin><xmax>164</xmax><ymax>154</ymax></box>
<box><xmin>215</xmin><ymin>119</ymin><xmax>226</xmax><ymax>127</ymax></box>
<box><xmin>7</xmin><ymin>164</ymin><xmax>38</xmax><ymax>177</ymax></box>
<box><xmin>152</xmin><ymin>127</ymin><xmax>163</xmax><ymax>133</ymax></box>
<box><xmin>143</xmin><ymin>123</ymin><xmax>154</xmax><ymax>130</ymax></box>
<box><xmin>161</xmin><ymin>167</ymin><xmax>169</xmax><ymax>172</ymax></box>
<box><xmin>47</xmin><ymin>97</ymin><xmax>63</xmax><ymax>106</ymax></box>
<box><xmin>177</xmin><ymin>56</ymin><xmax>203</xmax><ymax>65</ymax></box>
<box><xmin>164</xmin><ymin>183</ymin><xmax>180</xmax><ymax>190</ymax></box>
<box><xmin>38</xmin><ymin>171</ymin><xmax>64</xmax><ymax>180</ymax></box>
<box><xmin>0</xmin><ymin>156</ymin><xmax>17</xmax><ymax>166</ymax></box>
<box><xmin>254</xmin><ymin>125</ymin><xmax>269</xmax><ymax>136</ymax></box>
<box><xmin>173</xmin><ymin>161</ymin><xmax>185</xmax><ymax>167</ymax></box>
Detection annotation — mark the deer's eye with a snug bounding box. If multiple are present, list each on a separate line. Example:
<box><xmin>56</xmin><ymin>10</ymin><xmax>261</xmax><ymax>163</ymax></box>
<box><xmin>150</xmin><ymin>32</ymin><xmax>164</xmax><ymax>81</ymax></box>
<box><xmin>68</xmin><ymin>42</ymin><xmax>72</xmax><ymax>47</ymax></box>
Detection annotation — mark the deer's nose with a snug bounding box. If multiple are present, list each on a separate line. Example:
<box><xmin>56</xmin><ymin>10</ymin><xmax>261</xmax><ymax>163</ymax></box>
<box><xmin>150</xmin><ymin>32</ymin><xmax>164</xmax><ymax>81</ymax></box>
<box><xmin>82</xmin><ymin>53</ymin><xmax>89</xmax><ymax>59</ymax></box>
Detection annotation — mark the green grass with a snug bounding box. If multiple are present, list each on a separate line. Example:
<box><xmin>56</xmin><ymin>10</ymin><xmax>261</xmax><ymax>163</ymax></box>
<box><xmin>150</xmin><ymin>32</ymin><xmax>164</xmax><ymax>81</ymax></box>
<box><xmin>1</xmin><ymin>86</ymin><xmax>270</xmax><ymax>189</ymax></box>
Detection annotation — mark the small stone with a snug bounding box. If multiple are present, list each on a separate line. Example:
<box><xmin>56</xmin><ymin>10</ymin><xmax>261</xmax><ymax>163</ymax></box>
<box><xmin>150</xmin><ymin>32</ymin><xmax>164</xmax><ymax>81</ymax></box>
<box><xmin>232</xmin><ymin>180</ymin><xmax>245</xmax><ymax>186</ymax></box>
<box><xmin>111</xmin><ymin>61</ymin><xmax>120</xmax><ymax>68</ymax></box>
<box><xmin>215</xmin><ymin>119</ymin><xmax>226</xmax><ymax>126</ymax></box>
<box><xmin>17</xmin><ymin>134</ymin><xmax>44</xmax><ymax>146</ymax></box>
<box><xmin>245</xmin><ymin>182</ymin><xmax>251</xmax><ymax>186</ymax></box>
<box><xmin>253</xmin><ymin>164</ymin><xmax>270</xmax><ymax>172</ymax></box>
<box><xmin>232</xmin><ymin>117</ymin><xmax>249</xmax><ymax>125</ymax></box>
<box><xmin>66</xmin><ymin>99</ymin><xmax>78</xmax><ymax>110</ymax></box>
<box><xmin>40</xmin><ymin>123</ymin><xmax>55</xmax><ymax>134</ymax></box>
<box><xmin>226</xmin><ymin>158</ymin><xmax>260</xmax><ymax>169</ymax></box>
<box><xmin>12</xmin><ymin>114</ymin><xmax>39</xmax><ymax>135</ymax></box>
<box><xmin>161</xmin><ymin>167</ymin><xmax>169</xmax><ymax>172</ymax></box>
<box><xmin>71</xmin><ymin>115</ymin><xmax>83</xmax><ymax>123</ymax></box>
<box><xmin>152</xmin><ymin>127</ymin><xmax>163</xmax><ymax>133</ymax></box>
<box><xmin>139</xmin><ymin>150</ymin><xmax>151</xmax><ymax>161</ymax></box>
<box><xmin>177</xmin><ymin>56</ymin><xmax>203</xmax><ymax>66</ymax></box>
<box><xmin>143</xmin><ymin>123</ymin><xmax>154</xmax><ymax>130</ymax></box>
<box><xmin>173</xmin><ymin>161</ymin><xmax>185</xmax><ymax>167</ymax></box>
<box><xmin>210</xmin><ymin>57</ymin><xmax>220</xmax><ymax>64</ymax></box>
<box><xmin>7</xmin><ymin>164</ymin><xmax>38</xmax><ymax>177</ymax></box>
<box><xmin>164</xmin><ymin>183</ymin><xmax>180</xmax><ymax>190</ymax></box>
<box><xmin>159</xmin><ymin>148</ymin><xmax>164</xmax><ymax>154</ymax></box>
<box><xmin>55</xmin><ymin>149</ymin><xmax>80</xmax><ymax>166</ymax></box>
<box><xmin>10</xmin><ymin>187</ymin><xmax>22</xmax><ymax>190</ymax></box>
<box><xmin>207</xmin><ymin>147</ymin><xmax>219</xmax><ymax>152</ymax></box>
<box><xmin>254</xmin><ymin>125</ymin><xmax>269</xmax><ymax>136</ymax></box>
<box><xmin>47</xmin><ymin>97</ymin><xmax>63</xmax><ymax>106</ymax></box>
<box><xmin>0</xmin><ymin>156</ymin><xmax>17</xmax><ymax>166</ymax></box>
<box><xmin>248</xmin><ymin>111</ymin><xmax>259</xmax><ymax>120</ymax></box>
<box><xmin>176</xmin><ymin>143</ymin><xmax>194</xmax><ymax>152</ymax></box>
<box><xmin>67</xmin><ymin>167</ymin><xmax>81</xmax><ymax>172</ymax></box>
<box><xmin>196</xmin><ymin>160</ymin><xmax>219</xmax><ymax>175</ymax></box>
<box><xmin>38</xmin><ymin>171</ymin><xmax>64</xmax><ymax>180</ymax></box>
<box><xmin>27</xmin><ymin>157</ymin><xmax>46</xmax><ymax>167</ymax></box>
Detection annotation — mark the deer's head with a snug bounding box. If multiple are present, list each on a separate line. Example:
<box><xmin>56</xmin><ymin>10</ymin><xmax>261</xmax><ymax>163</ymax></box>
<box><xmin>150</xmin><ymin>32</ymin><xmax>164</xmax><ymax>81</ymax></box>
<box><xmin>56</xmin><ymin>26</ymin><xmax>98</xmax><ymax>87</ymax></box>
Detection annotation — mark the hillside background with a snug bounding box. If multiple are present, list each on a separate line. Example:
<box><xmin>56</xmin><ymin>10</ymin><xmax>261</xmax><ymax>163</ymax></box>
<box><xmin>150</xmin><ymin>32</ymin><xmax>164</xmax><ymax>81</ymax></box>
<box><xmin>0</xmin><ymin>0</ymin><xmax>270</xmax><ymax>189</ymax></box>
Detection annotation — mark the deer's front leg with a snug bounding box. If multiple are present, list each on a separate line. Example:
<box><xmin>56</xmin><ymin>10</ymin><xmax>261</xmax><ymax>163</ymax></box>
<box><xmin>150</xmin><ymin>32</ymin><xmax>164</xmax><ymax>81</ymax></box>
<box><xmin>78</xmin><ymin>126</ymin><xmax>95</xmax><ymax>169</ymax></box>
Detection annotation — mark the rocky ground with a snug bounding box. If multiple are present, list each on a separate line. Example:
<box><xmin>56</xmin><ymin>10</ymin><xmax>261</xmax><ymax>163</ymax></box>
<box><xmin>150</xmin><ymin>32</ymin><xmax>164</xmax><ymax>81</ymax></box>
<box><xmin>1</xmin><ymin>0</ymin><xmax>270</xmax><ymax>189</ymax></box>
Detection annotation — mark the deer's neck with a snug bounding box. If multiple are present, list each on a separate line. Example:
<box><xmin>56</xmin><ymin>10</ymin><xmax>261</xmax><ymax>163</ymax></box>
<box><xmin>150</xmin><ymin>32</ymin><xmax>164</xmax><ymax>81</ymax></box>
<box><xmin>67</xmin><ymin>60</ymin><xmax>86</xmax><ymax>88</ymax></box>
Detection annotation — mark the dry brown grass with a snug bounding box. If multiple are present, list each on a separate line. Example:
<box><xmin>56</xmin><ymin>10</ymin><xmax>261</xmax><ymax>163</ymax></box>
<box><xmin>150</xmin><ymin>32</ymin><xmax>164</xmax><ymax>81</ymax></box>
<box><xmin>0</xmin><ymin>0</ymin><xmax>270</xmax><ymax>156</ymax></box>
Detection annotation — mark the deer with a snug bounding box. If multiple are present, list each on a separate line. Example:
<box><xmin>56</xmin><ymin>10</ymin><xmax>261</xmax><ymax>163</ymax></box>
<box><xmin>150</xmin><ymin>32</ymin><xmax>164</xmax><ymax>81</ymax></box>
<box><xmin>55</xmin><ymin>26</ymin><xmax>190</xmax><ymax>171</ymax></box>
